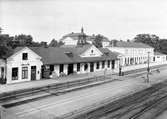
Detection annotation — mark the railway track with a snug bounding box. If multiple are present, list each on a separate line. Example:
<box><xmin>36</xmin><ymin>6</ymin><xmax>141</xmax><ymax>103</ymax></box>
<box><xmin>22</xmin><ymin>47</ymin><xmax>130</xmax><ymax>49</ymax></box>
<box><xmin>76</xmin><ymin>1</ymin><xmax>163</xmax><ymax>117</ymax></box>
<box><xmin>66</xmin><ymin>80</ymin><xmax>167</xmax><ymax>119</ymax></box>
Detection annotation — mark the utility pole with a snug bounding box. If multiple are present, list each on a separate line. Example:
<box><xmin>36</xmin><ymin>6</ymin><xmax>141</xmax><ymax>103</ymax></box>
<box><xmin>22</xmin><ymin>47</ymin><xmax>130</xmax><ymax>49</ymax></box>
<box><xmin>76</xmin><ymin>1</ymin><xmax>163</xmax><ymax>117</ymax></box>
<box><xmin>146</xmin><ymin>52</ymin><xmax>150</xmax><ymax>83</ymax></box>
<box><xmin>119</xmin><ymin>56</ymin><xmax>122</xmax><ymax>76</ymax></box>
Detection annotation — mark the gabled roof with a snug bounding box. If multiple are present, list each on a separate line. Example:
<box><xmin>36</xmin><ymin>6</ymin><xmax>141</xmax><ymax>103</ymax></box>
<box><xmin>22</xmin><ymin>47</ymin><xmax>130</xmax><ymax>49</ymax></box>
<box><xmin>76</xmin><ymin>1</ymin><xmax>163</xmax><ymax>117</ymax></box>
<box><xmin>7</xmin><ymin>47</ymin><xmax>41</xmax><ymax>59</ymax></box>
<box><xmin>109</xmin><ymin>41</ymin><xmax>153</xmax><ymax>48</ymax></box>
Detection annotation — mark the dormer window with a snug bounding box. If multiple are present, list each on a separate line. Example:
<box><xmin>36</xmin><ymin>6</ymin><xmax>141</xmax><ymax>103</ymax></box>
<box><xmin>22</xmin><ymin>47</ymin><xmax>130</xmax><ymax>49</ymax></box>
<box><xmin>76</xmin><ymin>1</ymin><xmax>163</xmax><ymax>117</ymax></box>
<box><xmin>65</xmin><ymin>52</ymin><xmax>73</xmax><ymax>57</ymax></box>
<box><xmin>22</xmin><ymin>53</ymin><xmax>28</xmax><ymax>60</ymax></box>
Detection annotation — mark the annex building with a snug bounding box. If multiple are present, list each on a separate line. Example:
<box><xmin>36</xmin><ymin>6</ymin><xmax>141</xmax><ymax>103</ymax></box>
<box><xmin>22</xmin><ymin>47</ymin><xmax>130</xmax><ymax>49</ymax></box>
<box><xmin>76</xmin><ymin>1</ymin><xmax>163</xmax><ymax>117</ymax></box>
<box><xmin>0</xmin><ymin>45</ymin><xmax>119</xmax><ymax>84</ymax></box>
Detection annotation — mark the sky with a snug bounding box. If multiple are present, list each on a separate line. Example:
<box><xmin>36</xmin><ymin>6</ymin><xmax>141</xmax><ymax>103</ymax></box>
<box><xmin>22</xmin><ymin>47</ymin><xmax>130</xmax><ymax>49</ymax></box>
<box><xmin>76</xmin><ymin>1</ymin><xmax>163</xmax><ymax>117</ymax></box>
<box><xmin>0</xmin><ymin>0</ymin><xmax>167</xmax><ymax>42</ymax></box>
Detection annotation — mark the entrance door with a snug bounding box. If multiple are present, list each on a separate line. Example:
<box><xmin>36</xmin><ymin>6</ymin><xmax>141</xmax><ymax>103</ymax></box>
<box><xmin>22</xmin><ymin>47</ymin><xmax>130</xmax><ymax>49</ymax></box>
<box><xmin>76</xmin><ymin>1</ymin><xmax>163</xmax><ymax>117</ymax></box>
<box><xmin>68</xmin><ymin>64</ymin><xmax>74</xmax><ymax>75</ymax></box>
<box><xmin>31</xmin><ymin>66</ymin><xmax>36</xmax><ymax>80</ymax></box>
<box><xmin>90</xmin><ymin>62</ymin><xmax>94</xmax><ymax>72</ymax></box>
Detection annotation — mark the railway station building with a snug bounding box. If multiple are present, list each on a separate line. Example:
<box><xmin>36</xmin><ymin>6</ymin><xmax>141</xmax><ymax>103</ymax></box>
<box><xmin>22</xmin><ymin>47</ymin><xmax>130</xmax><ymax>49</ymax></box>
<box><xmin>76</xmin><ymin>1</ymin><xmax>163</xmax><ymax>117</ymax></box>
<box><xmin>0</xmin><ymin>45</ymin><xmax>119</xmax><ymax>84</ymax></box>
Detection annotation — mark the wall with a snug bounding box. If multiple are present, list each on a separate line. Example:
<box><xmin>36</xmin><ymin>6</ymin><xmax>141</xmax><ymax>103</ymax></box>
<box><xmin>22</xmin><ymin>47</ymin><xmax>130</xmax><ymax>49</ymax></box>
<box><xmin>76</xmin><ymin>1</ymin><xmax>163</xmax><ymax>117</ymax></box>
<box><xmin>62</xmin><ymin>37</ymin><xmax>78</xmax><ymax>45</ymax></box>
<box><xmin>80</xmin><ymin>45</ymin><xmax>102</xmax><ymax>57</ymax></box>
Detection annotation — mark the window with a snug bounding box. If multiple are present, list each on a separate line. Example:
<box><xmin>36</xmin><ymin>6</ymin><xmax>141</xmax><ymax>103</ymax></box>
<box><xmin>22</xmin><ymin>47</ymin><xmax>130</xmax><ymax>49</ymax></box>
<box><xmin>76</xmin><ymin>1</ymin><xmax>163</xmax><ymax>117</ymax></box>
<box><xmin>22</xmin><ymin>67</ymin><xmax>28</xmax><ymax>79</ymax></box>
<box><xmin>77</xmin><ymin>63</ymin><xmax>80</xmax><ymax>72</ymax></box>
<box><xmin>1</xmin><ymin>67</ymin><xmax>4</xmax><ymax>78</ymax></box>
<box><xmin>153</xmin><ymin>57</ymin><xmax>155</xmax><ymax>61</ymax></box>
<box><xmin>22</xmin><ymin>53</ymin><xmax>28</xmax><ymax>60</ymax></box>
<box><xmin>107</xmin><ymin>60</ymin><xmax>110</xmax><ymax>68</ymax></box>
<box><xmin>91</xmin><ymin>50</ymin><xmax>94</xmax><ymax>53</ymax></box>
<box><xmin>102</xmin><ymin>61</ymin><xmax>105</xmax><ymax>68</ymax></box>
<box><xmin>96</xmin><ymin>62</ymin><xmax>99</xmax><ymax>69</ymax></box>
<box><xmin>12</xmin><ymin>67</ymin><xmax>18</xmax><ymax>80</ymax></box>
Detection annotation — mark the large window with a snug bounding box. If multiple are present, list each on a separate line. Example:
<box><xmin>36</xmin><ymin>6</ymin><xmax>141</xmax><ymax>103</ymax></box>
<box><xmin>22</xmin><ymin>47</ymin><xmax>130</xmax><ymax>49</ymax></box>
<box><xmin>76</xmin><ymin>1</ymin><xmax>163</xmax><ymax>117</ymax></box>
<box><xmin>22</xmin><ymin>67</ymin><xmax>28</xmax><ymax>79</ymax></box>
<box><xmin>77</xmin><ymin>63</ymin><xmax>80</xmax><ymax>72</ymax></box>
<box><xmin>12</xmin><ymin>67</ymin><xmax>18</xmax><ymax>80</ymax></box>
<box><xmin>1</xmin><ymin>67</ymin><xmax>4</xmax><ymax>78</ymax></box>
<box><xmin>22</xmin><ymin>53</ymin><xmax>28</xmax><ymax>60</ymax></box>
<box><xmin>102</xmin><ymin>61</ymin><xmax>105</xmax><ymax>68</ymax></box>
<box><xmin>107</xmin><ymin>60</ymin><xmax>110</xmax><ymax>68</ymax></box>
<box><xmin>96</xmin><ymin>62</ymin><xmax>99</xmax><ymax>69</ymax></box>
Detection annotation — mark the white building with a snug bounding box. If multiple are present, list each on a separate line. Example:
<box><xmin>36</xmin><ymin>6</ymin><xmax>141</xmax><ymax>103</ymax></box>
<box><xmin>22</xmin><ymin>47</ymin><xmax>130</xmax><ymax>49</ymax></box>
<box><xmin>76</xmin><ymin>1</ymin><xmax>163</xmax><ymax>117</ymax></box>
<box><xmin>0</xmin><ymin>47</ymin><xmax>43</xmax><ymax>84</ymax></box>
<box><xmin>0</xmin><ymin>45</ymin><xmax>119</xmax><ymax>84</ymax></box>
<box><xmin>60</xmin><ymin>28</ymin><xmax>110</xmax><ymax>47</ymax></box>
<box><xmin>106</xmin><ymin>41</ymin><xmax>155</xmax><ymax>66</ymax></box>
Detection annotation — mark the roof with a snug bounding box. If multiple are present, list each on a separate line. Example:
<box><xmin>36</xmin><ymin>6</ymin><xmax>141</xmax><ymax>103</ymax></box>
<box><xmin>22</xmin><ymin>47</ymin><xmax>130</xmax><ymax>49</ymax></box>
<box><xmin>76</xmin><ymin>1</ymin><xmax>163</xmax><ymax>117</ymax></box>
<box><xmin>60</xmin><ymin>32</ymin><xmax>110</xmax><ymax>42</ymax></box>
<box><xmin>28</xmin><ymin>46</ymin><xmax>118</xmax><ymax>65</ymax></box>
<box><xmin>109</xmin><ymin>41</ymin><xmax>153</xmax><ymax>48</ymax></box>
<box><xmin>154</xmin><ymin>52</ymin><xmax>166</xmax><ymax>56</ymax></box>
<box><xmin>7</xmin><ymin>45</ymin><xmax>118</xmax><ymax>65</ymax></box>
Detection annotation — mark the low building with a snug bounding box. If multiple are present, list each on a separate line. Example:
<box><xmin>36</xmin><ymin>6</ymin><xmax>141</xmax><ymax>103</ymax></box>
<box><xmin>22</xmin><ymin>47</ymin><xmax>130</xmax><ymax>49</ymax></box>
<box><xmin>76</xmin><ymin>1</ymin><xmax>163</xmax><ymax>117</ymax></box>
<box><xmin>0</xmin><ymin>45</ymin><xmax>119</xmax><ymax>84</ymax></box>
<box><xmin>106</xmin><ymin>40</ymin><xmax>154</xmax><ymax>66</ymax></box>
<box><xmin>30</xmin><ymin>45</ymin><xmax>119</xmax><ymax>78</ymax></box>
<box><xmin>153</xmin><ymin>52</ymin><xmax>167</xmax><ymax>63</ymax></box>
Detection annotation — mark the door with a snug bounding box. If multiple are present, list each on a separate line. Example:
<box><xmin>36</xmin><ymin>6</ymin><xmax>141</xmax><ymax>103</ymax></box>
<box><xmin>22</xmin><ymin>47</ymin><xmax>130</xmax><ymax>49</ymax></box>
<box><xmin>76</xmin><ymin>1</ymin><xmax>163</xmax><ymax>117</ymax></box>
<box><xmin>90</xmin><ymin>62</ymin><xmax>94</xmax><ymax>72</ymax></box>
<box><xmin>31</xmin><ymin>66</ymin><xmax>36</xmax><ymax>80</ymax></box>
<box><xmin>68</xmin><ymin>64</ymin><xmax>74</xmax><ymax>75</ymax></box>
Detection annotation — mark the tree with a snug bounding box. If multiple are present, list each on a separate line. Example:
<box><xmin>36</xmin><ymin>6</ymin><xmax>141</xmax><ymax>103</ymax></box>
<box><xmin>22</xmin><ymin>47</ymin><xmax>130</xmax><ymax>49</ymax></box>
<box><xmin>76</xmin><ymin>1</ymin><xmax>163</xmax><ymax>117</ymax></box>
<box><xmin>13</xmin><ymin>34</ymin><xmax>33</xmax><ymax>47</ymax></box>
<box><xmin>49</xmin><ymin>39</ymin><xmax>58</xmax><ymax>47</ymax></box>
<box><xmin>93</xmin><ymin>34</ymin><xmax>103</xmax><ymax>48</ymax></box>
<box><xmin>57</xmin><ymin>41</ymin><xmax>64</xmax><ymax>47</ymax></box>
<box><xmin>133</xmin><ymin>34</ymin><xmax>160</xmax><ymax>51</ymax></box>
<box><xmin>0</xmin><ymin>46</ymin><xmax>13</xmax><ymax>58</ymax></box>
<box><xmin>49</xmin><ymin>39</ymin><xmax>64</xmax><ymax>47</ymax></box>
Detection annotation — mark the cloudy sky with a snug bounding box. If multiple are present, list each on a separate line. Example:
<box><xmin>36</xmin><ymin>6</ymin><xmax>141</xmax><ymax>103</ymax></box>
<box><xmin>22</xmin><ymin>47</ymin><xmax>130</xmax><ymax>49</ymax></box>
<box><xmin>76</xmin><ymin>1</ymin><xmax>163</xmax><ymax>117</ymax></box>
<box><xmin>0</xmin><ymin>0</ymin><xmax>167</xmax><ymax>42</ymax></box>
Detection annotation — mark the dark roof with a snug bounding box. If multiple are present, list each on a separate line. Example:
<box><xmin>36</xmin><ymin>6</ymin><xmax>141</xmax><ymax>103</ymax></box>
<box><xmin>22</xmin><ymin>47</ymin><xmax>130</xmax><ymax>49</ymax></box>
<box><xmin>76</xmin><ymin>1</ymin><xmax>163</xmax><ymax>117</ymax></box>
<box><xmin>109</xmin><ymin>41</ymin><xmax>153</xmax><ymax>48</ymax></box>
<box><xmin>29</xmin><ymin>46</ymin><xmax>118</xmax><ymax>65</ymax></box>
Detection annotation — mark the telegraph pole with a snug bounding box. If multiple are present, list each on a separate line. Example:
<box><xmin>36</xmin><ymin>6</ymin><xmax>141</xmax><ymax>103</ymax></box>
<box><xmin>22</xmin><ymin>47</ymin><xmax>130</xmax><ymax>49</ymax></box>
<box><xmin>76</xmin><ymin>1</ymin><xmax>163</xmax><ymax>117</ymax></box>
<box><xmin>146</xmin><ymin>52</ymin><xmax>150</xmax><ymax>83</ymax></box>
<box><xmin>119</xmin><ymin>57</ymin><xmax>122</xmax><ymax>76</ymax></box>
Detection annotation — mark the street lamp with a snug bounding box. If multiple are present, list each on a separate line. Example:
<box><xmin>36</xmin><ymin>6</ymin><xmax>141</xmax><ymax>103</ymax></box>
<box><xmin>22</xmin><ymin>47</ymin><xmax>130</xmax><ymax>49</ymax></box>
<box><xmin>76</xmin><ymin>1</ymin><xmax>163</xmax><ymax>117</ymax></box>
<box><xmin>146</xmin><ymin>51</ymin><xmax>150</xmax><ymax>83</ymax></box>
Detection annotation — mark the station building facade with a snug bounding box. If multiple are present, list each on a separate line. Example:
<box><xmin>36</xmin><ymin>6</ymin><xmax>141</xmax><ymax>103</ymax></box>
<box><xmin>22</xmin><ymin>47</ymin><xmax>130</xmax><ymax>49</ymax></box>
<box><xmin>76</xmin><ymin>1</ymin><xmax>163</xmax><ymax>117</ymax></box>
<box><xmin>106</xmin><ymin>41</ymin><xmax>155</xmax><ymax>67</ymax></box>
<box><xmin>0</xmin><ymin>45</ymin><xmax>119</xmax><ymax>84</ymax></box>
